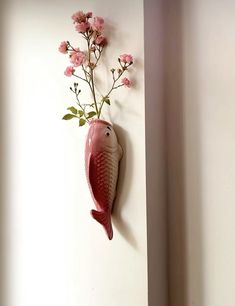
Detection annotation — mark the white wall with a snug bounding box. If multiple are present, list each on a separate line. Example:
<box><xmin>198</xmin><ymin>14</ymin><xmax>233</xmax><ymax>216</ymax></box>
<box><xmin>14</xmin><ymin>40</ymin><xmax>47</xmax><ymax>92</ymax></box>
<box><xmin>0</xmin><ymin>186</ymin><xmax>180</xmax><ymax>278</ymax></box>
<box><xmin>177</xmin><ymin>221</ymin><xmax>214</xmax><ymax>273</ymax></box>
<box><xmin>5</xmin><ymin>0</ymin><xmax>234</xmax><ymax>305</ymax></box>
<box><xmin>167</xmin><ymin>0</ymin><xmax>235</xmax><ymax>306</ymax></box>
<box><xmin>5</xmin><ymin>1</ymin><xmax>149</xmax><ymax>306</ymax></box>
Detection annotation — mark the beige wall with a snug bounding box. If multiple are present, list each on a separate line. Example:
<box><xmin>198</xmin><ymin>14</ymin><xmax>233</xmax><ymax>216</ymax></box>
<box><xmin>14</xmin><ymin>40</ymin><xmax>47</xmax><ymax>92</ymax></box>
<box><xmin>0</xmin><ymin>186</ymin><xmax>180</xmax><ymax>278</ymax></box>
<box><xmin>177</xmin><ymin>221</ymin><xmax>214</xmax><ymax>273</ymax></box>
<box><xmin>144</xmin><ymin>0</ymin><xmax>168</xmax><ymax>306</ymax></box>
<box><xmin>166</xmin><ymin>0</ymin><xmax>235</xmax><ymax>305</ymax></box>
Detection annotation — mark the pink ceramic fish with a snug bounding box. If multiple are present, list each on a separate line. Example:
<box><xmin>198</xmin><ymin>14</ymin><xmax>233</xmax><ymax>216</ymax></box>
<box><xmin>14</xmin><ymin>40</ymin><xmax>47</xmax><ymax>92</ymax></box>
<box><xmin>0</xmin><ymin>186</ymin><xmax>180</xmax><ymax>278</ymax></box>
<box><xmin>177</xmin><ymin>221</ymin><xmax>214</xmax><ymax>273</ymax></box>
<box><xmin>85</xmin><ymin>119</ymin><xmax>122</xmax><ymax>240</ymax></box>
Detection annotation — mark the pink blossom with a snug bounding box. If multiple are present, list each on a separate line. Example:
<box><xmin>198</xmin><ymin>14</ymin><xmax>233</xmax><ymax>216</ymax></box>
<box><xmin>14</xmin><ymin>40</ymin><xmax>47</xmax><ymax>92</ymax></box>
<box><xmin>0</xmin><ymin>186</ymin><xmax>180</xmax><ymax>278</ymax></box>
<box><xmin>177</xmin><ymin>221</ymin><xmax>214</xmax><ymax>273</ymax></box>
<box><xmin>71</xmin><ymin>11</ymin><xmax>86</xmax><ymax>23</ymax></box>
<box><xmin>64</xmin><ymin>66</ymin><xmax>74</xmax><ymax>77</ymax></box>
<box><xmin>119</xmin><ymin>54</ymin><xmax>133</xmax><ymax>64</ymax></box>
<box><xmin>70</xmin><ymin>50</ymin><xmax>86</xmax><ymax>67</ymax></box>
<box><xmin>122</xmin><ymin>77</ymin><xmax>131</xmax><ymax>87</ymax></box>
<box><xmin>75</xmin><ymin>21</ymin><xmax>90</xmax><ymax>33</ymax></box>
<box><xmin>58</xmin><ymin>41</ymin><xmax>68</xmax><ymax>54</ymax></box>
<box><xmin>92</xmin><ymin>16</ymin><xmax>104</xmax><ymax>31</ymax></box>
<box><xmin>95</xmin><ymin>35</ymin><xmax>107</xmax><ymax>46</ymax></box>
<box><xmin>86</xmin><ymin>12</ymin><xmax>93</xmax><ymax>18</ymax></box>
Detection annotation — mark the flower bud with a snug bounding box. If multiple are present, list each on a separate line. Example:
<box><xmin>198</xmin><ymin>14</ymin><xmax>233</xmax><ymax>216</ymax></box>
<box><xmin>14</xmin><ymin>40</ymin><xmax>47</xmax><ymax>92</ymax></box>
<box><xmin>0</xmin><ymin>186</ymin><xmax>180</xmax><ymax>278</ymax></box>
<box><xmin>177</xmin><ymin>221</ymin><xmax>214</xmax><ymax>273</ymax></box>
<box><xmin>86</xmin><ymin>12</ymin><xmax>93</xmax><ymax>18</ymax></box>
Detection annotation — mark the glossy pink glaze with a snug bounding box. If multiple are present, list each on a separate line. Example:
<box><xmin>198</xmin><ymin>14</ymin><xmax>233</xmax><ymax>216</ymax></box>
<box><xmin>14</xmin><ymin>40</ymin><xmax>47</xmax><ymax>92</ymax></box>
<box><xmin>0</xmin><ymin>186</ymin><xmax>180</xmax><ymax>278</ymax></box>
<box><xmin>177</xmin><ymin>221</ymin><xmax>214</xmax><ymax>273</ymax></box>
<box><xmin>85</xmin><ymin>119</ymin><xmax>122</xmax><ymax>240</ymax></box>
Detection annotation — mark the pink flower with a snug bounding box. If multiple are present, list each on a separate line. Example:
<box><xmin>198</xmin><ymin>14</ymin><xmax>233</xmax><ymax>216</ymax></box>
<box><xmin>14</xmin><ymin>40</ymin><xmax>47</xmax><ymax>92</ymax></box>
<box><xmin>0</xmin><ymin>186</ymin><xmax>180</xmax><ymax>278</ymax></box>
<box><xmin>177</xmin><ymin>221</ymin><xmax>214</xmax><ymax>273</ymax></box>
<box><xmin>95</xmin><ymin>35</ymin><xmax>107</xmax><ymax>46</ymax></box>
<box><xmin>64</xmin><ymin>66</ymin><xmax>74</xmax><ymax>77</ymax></box>
<box><xmin>86</xmin><ymin>12</ymin><xmax>93</xmax><ymax>18</ymax></box>
<box><xmin>58</xmin><ymin>41</ymin><xmax>68</xmax><ymax>54</ymax></box>
<box><xmin>119</xmin><ymin>54</ymin><xmax>133</xmax><ymax>64</ymax></box>
<box><xmin>70</xmin><ymin>50</ymin><xmax>86</xmax><ymax>67</ymax></box>
<box><xmin>92</xmin><ymin>16</ymin><xmax>104</xmax><ymax>31</ymax></box>
<box><xmin>75</xmin><ymin>21</ymin><xmax>90</xmax><ymax>33</ymax></box>
<box><xmin>122</xmin><ymin>77</ymin><xmax>131</xmax><ymax>87</ymax></box>
<box><xmin>71</xmin><ymin>11</ymin><xmax>86</xmax><ymax>23</ymax></box>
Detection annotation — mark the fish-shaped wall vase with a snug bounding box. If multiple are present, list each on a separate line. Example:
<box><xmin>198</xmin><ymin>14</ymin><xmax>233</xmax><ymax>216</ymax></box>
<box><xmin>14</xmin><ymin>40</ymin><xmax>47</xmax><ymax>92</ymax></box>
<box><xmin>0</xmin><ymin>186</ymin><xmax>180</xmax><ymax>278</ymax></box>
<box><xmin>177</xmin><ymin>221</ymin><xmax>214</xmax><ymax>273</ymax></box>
<box><xmin>85</xmin><ymin>119</ymin><xmax>123</xmax><ymax>240</ymax></box>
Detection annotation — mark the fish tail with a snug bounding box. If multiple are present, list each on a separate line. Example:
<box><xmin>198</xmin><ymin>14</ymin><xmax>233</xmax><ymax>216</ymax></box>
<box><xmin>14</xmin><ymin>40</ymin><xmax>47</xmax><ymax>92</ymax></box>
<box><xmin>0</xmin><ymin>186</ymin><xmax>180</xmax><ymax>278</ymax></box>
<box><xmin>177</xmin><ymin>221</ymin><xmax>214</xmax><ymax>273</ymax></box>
<box><xmin>91</xmin><ymin>209</ymin><xmax>113</xmax><ymax>240</ymax></box>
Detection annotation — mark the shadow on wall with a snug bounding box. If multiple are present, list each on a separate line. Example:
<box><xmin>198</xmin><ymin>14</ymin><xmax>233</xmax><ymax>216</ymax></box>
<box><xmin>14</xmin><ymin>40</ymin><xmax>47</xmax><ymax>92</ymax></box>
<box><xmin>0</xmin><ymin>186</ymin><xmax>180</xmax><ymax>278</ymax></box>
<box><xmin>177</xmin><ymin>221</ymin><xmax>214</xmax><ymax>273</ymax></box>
<box><xmin>0</xmin><ymin>1</ymin><xmax>7</xmax><ymax>306</ymax></box>
<box><xmin>112</xmin><ymin>124</ymin><xmax>138</xmax><ymax>250</ymax></box>
<box><xmin>144</xmin><ymin>0</ymin><xmax>168</xmax><ymax>306</ymax></box>
<box><xmin>165</xmin><ymin>0</ymin><xmax>205</xmax><ymax>305</ymax></box>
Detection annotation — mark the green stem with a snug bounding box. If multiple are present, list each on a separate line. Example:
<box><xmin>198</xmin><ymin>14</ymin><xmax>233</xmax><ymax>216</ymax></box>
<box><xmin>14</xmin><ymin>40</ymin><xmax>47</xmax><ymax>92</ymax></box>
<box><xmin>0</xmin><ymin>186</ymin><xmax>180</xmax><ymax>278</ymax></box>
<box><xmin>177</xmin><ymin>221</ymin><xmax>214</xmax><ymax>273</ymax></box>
<box><xmin>97</xmin><ymin>68</ymin><xmax>126</xmax><ymax>118</ymax></box>
<box><xmin>75</xmin><ymin>94</ymin><xmax>89</xmax><ymax>122</ymax></box>
<box><xmin>86</xmin><ymin>38</ymin><xmax>99</xmax><ymax>116</ymax></box>
<box><xmin>90</xmin><ymin>69</ymin><xmax>99</xmax><ymax>115</ymax></box>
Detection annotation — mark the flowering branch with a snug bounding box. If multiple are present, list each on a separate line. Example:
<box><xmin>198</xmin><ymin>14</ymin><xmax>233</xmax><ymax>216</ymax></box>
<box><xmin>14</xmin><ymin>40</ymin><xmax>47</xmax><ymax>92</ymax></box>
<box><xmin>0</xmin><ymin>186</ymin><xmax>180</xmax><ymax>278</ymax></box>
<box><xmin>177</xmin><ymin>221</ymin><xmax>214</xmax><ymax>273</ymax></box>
<box><xmin>58</xmin><ymin>10</ymin><xmax>134</xmax><ymax>126</ymax></box>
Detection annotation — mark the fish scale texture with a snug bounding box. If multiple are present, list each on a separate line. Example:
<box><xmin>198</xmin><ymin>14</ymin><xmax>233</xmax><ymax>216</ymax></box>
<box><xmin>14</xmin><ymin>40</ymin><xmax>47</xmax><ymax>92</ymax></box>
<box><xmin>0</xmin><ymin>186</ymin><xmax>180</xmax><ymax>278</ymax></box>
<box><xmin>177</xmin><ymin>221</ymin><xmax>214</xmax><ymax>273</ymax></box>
<box><xmin>92</xmin><ymin>150</ymin><xmax>119</xmax><ymax>212</ymax></box>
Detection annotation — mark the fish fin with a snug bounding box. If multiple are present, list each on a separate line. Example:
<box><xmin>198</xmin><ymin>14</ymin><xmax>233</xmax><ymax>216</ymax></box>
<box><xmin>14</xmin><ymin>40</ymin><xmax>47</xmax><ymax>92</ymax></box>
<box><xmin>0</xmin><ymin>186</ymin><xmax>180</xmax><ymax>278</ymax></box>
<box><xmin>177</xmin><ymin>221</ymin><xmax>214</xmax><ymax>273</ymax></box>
<box><xmin>91</xmin><ymin>210</ymin><xmax>113</xmax><ymax>240</ymax></box>
<box><xmin>118</xmin><ymin>144</ymin><xmax>123</xmax><ymax>160</ymax></box>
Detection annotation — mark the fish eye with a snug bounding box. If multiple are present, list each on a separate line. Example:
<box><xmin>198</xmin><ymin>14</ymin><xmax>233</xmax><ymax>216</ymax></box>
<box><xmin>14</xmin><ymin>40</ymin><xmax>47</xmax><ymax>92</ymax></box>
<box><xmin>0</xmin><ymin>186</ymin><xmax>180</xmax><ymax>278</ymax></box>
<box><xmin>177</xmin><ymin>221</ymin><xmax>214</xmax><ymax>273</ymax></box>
<box><xmin>105</xmin><ymin>132</ymin><xmax>110</xmax><ymax>136</ymax></box>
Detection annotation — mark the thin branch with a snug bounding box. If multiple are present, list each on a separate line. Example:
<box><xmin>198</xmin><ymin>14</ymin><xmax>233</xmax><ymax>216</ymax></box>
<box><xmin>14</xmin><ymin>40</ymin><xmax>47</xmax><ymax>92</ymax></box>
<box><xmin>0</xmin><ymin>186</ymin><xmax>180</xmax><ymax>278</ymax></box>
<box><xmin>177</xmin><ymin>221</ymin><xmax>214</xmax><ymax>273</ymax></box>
<box><xmin>75</xmin><ymin>94</ymin><xmax>89</xmax><ymax>122</ymax></box>
<box><xmin>72</xmin><ymin>73</ymin><xmax>87</xmax><ymax>83</ymax></box>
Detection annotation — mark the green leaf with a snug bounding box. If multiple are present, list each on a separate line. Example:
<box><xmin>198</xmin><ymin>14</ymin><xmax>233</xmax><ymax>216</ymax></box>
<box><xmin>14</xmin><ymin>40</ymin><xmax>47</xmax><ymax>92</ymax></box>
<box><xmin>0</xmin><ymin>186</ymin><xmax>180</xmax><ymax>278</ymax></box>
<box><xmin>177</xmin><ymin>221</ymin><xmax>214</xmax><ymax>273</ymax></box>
<box><xmin>87</xmin><ymin>111</ymin><xmax>96</xmax><ymax>119</ymax></box>
<box><xmin>67</xmin><ymin>106</ymin><xmax>78</xmax><ymax>114</ymax></box>
<box><xmin>79</xmin><ymin>118</ymin><xmax>86</xmax><ymax>126</ymax></box>
<box><xmin>102</xmin><ymin>96</ymin><xmax>110</xmax><ymax>105</ymax></box>
<box><xmin>62</xmin><ymin>114</ymin><xmax>77</xmax><ymax>120</ymax></box>
<box><xmin>78</xmin><ymin>110</ymin><xmax>84</xmax><ymax>117</ymax></box>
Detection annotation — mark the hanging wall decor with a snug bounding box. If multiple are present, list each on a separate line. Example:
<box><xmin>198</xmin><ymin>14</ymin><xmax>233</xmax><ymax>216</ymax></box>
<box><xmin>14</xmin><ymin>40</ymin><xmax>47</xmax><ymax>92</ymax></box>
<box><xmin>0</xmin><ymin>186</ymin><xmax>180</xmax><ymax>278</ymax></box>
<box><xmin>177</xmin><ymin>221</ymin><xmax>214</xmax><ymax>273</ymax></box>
<box><xmin>58</xmin><ymin>10</ymin><xmax>134</xmax><ymax>240</ymax></box>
